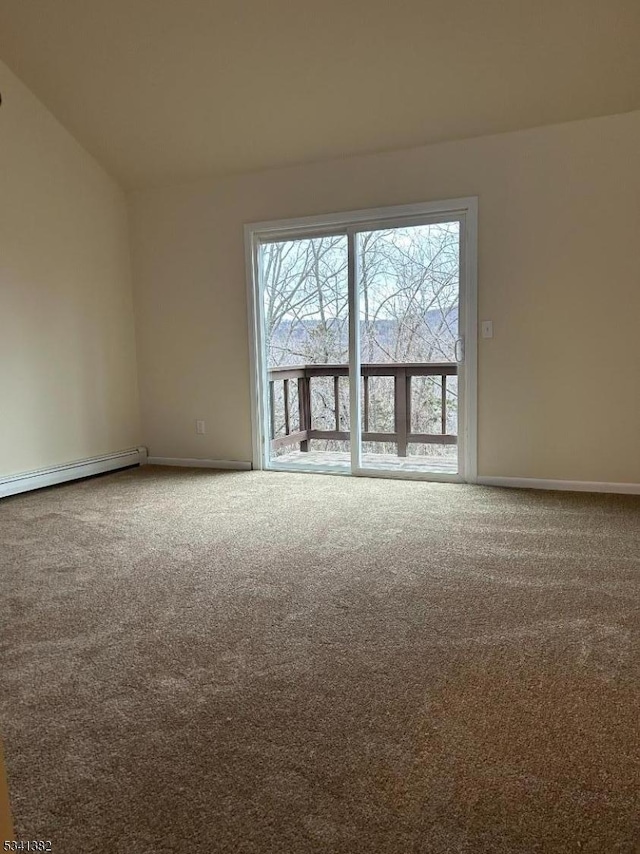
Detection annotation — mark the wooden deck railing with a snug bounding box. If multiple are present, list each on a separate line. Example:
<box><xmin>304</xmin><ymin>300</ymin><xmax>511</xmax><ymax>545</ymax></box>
<box><xmin>267</xmin><ymin>362</ymin><xmax>457</xmax><ymax>456</ymax></box>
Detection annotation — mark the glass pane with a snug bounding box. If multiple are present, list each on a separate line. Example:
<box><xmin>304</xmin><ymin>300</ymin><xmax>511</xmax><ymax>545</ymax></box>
<box><xmin>262</xmin><ymin>235</ymin><xmax>350</xmax><ymax>469</ymax></box>
<box><xmin>357</xmin><ymin>222</ymin><xmax>460</xmax><ymax>473</ymax></box>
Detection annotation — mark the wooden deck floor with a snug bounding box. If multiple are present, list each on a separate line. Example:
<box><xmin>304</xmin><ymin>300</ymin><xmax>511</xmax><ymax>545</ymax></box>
<box><xmin>274</xmin><ymin>449</ymin><xmax>458</xmax><ymax>474</ymax></box>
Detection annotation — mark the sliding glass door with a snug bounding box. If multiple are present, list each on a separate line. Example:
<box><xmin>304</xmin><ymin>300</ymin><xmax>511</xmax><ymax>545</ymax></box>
<box><xmin>246</xmin><ymin>199</ymin><xmax>476</xmax><ymax>481</ymax></box>
<box><xmin>261</xmin><ymin>233</ymin><xmax>351</xmax><ymax>473</ymax></box>
<box><xmin>355</xmin><ymin>221</ymin><xmax>461</xmax><ymax>474</ymax></box>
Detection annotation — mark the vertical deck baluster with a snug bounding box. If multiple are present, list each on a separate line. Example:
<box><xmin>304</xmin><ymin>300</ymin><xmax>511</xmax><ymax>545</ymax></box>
<box><xmin>395</xmin><ymin>367</ymin><xmax>408</xmax><ymax>457</ymax></box>
<box><xmin>283</xmin><ymin>379</ymin><xmax>290</xmax><ymax>435</ymax></box>
<box><xmin>269</xmin><ymin>381</ymin><xmax>276</xmax><ymax>440</ymax></box>
<box><xmin>306</xmin><ymin>377</ymin><xmax>312</xmax><ymax>431</ymax></box>
<box><xmin>363</xmin><ymin>374</ymin><xmax>369</xmax><ymax>434</ymax></box>
<box><xmin>441</xmin><ymin>374</ymin><xmax>447</xmax><ymax>434</ymax></box>
<box><xmin>298</xmin><ymin>376</ymin><xmax>309</xmax><ymax>452</ymax></box>
<box><xmin>334</xmin><ymin>375</ymin><xmax>340</xmax><ymax>431</ymax></box>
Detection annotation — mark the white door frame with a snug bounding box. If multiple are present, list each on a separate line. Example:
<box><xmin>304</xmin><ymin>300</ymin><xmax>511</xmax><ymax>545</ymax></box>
<box><xmin>244</xmin><ymin>197</ymin><xmax>478</xmax><ymax>483</ymax></box>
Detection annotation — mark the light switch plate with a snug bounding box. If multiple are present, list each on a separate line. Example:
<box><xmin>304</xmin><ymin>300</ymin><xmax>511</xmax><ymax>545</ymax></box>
<box><xmin>481</xmin><ymin>320</ymin><xmax>493</xmax><ymax>339</ymax></box>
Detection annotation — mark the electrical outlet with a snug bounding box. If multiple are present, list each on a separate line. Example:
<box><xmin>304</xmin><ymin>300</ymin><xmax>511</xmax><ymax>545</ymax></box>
<box><xmin>196</xmin><ymin>419</ymin><xmax>206</xmax><ymax>435</ymax></box>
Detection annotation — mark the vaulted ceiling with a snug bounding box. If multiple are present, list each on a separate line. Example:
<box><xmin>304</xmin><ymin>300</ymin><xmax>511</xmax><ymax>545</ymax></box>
<box><xmin>1</xmin><ymin>0</ymin><xmax>639</xmax><ymax>189</ymax></box>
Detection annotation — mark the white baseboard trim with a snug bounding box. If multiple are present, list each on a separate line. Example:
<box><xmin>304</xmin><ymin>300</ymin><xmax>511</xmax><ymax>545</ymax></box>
<box><xmin>0</xmin><ymin>448</ymin><xmax>145</xmax><ymax>499</ymax></box>
<box><xmin>146</xmin><ymin>456</ymin><xmax>252</xmax><ymax>471</ymax></box>
<box><xmin>477</xmin><ymin>476</ymin><xmax>640</xmax><ymax>495</ymax></box>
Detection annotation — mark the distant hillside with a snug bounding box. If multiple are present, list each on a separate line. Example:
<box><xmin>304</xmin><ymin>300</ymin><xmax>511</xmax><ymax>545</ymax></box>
<box><xmin>269</xmin><ymin>308</ymin><xmax>458</xmax><ymax>365</ymax></box>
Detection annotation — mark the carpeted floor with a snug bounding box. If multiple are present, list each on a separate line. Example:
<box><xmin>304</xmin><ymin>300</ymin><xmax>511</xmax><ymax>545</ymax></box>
<box><xmin>0</xmin><ymin>466</ymin><xmax>639</xmax><ymax>853</ymax></box>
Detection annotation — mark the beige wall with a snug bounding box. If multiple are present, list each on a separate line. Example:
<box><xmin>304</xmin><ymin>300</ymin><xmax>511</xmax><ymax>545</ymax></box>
<box><xmin>0</xmin><ymin>59</ymin><xmax>140</xmax><ymax>477</ymax></box>
<box><xmin>129</xmin><ymin>110</ymin><xmax>640</xmax><ymax>483</ymax></box>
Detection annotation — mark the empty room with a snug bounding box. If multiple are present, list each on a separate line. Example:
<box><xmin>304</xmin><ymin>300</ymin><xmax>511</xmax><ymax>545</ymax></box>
<box><xmin>1</xmin><ymin>1</ymin><xmax>639</xmax><ymax>851</ymax></box>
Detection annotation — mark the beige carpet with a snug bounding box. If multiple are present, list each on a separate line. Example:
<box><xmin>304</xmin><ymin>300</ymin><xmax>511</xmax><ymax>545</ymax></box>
<box><xmin>1</xmin><ymin>466</ymin><xmax>639</xmax><ymax>853</ymax></box>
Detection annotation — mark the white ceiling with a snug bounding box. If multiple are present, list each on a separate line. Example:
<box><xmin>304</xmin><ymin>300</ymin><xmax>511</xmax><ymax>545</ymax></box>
<box><xmin>1</xmin><ymin>0</ymin><xmax>639</xmax><ymax>189</ymax></box>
